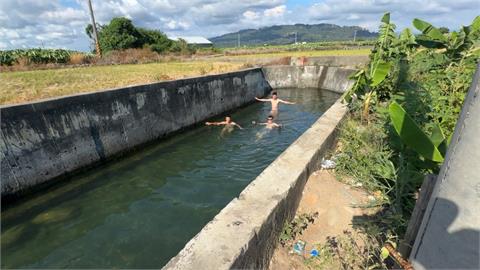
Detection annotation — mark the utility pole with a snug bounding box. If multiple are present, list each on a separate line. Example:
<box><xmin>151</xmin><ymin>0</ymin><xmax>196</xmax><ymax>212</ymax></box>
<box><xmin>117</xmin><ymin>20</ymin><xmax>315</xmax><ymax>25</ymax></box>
<box><xmin>87</xmin><ymin>0</ymin><xmax>101</xmax><ymax>56</ymax></box>
<box><xmin>291</xmin><ymin>32</ymin><xmax>297</xmax><ymax>44</ymax></box>
<box><xmin>237</xmin><ymin>33</ymin><xmax>240</xmax><ymax>48</ymax></box>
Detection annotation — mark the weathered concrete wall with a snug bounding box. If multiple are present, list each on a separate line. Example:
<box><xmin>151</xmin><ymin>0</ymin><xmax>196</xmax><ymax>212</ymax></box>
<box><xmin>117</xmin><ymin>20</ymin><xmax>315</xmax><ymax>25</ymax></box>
<box><xmin>262</xmin><ymin>65</ymin><xmax>356</xmax><ymax>93</ymax></box>
<box><xmin>0</xmin><ymin>68</ymin><xmax>271</xmax><ymax>197</ymax></box>
<box><xmin>163</xmin><ymin>98</ymin><xmax>348</xmax><ymax>270</ymax></box>
<box><xmin>290</xmin><ymin>55</ymin><xmax>369</xmax><ymax>68</ymax></box>
<box><xmin>410</xmin><ymin>64</ymin><xmax>480</xmax><ymax>269</ymax></box>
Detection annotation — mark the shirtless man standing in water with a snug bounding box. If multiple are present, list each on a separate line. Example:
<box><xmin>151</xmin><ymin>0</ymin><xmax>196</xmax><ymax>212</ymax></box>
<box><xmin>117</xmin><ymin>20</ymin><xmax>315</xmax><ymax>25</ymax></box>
<box><xmin>255</xmin><ymin>91</ymin><xmax>295</xmax><ymax>117</ymax></box>
<box><xmin>205</xmin><ymin>116</ymin><xmax>243</xmax><ymax>129</ymax></box>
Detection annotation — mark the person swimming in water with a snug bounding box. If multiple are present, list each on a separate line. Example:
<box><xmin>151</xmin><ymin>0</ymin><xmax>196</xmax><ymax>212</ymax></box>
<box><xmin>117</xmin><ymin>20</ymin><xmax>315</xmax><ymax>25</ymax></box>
<box><xmin>258</xmin><ymin>115</ymin><xmax>281</xmax><ymax>129</ymax></box>
<box><xmin>255</xmin><ymin>91</ymin><xmax>295</xmax><ymax>117</ymax></box>
<box><xmin>255</xmin><ymin>115</ymin><xmax>281</xmax><ymax>141</ymax></box>
<box><xmin>205</xmin><ymin>116</ymin><xmax>243</xmax><ymax>129</ymax></box>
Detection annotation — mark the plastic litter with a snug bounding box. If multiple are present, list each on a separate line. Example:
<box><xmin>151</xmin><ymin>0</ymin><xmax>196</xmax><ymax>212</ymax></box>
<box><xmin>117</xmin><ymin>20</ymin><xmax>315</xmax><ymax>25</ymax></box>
<box><xmin>292</xmin><ymin>240</ymin><xmax>306</xmax><ymax>255</ymax></box>
<box><xmin>310</xmin><ymin>248</ymin><xmax>319</xmax><ymax>257</ymax></box>
<box><xmin>321</xmin><ymin>158</ymin><xmax>336</xmax><ymax>169</ymax></box>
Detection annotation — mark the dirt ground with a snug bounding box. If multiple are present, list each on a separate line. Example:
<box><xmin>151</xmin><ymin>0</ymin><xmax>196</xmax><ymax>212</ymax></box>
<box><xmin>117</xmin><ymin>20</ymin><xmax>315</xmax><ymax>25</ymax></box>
<box><xmin>269</xmin><ymin>170</ymin><xmax>370</xmax><ymax>270</ymax></box>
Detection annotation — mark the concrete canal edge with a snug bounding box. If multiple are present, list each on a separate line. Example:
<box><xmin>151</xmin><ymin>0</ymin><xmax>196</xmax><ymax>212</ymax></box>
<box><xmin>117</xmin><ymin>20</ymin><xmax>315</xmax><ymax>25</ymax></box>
<box><xmin>1</xmin><ymin>64</ymin><xmax>357</xmax><ymax>199</ymax></box>
<box><xmin>1</xmin><ymin>68</ymin><xmax>271</xmax><ymax>198</ymax></box>
<box><xmin>163</xmin><ymin>99</ymin><xmax>349</xmax><ymax>269</ymax></box>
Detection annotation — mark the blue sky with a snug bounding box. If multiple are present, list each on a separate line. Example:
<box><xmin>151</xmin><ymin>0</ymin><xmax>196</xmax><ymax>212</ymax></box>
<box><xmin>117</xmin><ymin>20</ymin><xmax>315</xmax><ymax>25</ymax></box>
<box><xmin>0</xmin><ymin>0</ymin><xmax>478</xmax><ymax>51</ymax></box>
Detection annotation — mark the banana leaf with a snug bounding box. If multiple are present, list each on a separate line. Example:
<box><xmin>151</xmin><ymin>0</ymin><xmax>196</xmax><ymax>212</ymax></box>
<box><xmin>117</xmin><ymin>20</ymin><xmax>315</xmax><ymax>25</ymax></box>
<box><xmin>370</xmin><ymin>61</ymin><xmax>392</xmax><ymax>86</ymax></box>
<box><xmin>389</xmin><ymin>102</ymin><xmax>444</xmax><ymax>162</ymax></box>
<box><xmin>430</xmin><ymin>124</ymin><xmax>445</xmax><ymax>147</ymax></box>
<box><xmin>413</xmin><ymin>18</ymin><xmax>447</xmax><ymax>43</ymax></box>
<box><xmin>381</xmin><ymin>12</ymin><xmax>390</xmax><ymax>24</ymax></box>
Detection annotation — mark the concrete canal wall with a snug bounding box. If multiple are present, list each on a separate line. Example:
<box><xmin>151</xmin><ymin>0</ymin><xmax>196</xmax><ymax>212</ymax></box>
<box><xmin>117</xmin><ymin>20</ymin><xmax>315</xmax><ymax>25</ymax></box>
<box><xmin>1</xmin><ymin>68</ymin><xmax>271</xmax><ymax>197</ymax></box>
<box><xmin>290</xmin><ymin>55</ymin><xmax>369</xmax><ymax>68</ymax></box>
<box><xmin>262</xmin><ymin>65</ymin><xmax>356</xmax><ymax>93</ymax></box>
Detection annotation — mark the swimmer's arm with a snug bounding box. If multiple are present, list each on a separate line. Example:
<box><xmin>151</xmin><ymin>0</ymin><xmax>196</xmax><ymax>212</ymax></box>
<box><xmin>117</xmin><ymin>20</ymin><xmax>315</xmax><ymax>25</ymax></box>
<box><xmin>255</xmin><ymin>97</ymin><xmax>270</xmax><ymax>102</ymax></box>
<box><xmin>205</xmin><ymin>121</ymin><xmax>226</xmax><ymax>126</ymax></box>
<box><xmin>279</xmin><ymin>99</ymin><xmax>296</xmax><ymax>105</ymax></box>
<box><xmin>233</xmin><ymin>122</ymin><xmax>244</xmax><ymax>129</ymax></box>
<box><xmin>258</xmin><ymin>123</ymin><xmax>267</xmax><ymax>125</ymax></box>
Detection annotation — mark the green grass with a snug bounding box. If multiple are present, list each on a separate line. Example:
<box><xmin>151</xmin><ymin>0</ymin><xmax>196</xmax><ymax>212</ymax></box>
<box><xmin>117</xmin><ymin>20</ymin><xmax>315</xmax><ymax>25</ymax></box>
<box><xmin>0</xmin><ymin>61</ymin><xmax>245</xmax><ymax>105</ymax></box>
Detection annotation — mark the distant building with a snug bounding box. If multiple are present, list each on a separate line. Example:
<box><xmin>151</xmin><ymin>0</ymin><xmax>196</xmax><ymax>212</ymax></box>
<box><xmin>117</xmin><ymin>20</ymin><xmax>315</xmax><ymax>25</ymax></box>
<box><xmin>169</xmin><ymin>36</ymin><xmax>213</xmax><ymax>47</ymax></box>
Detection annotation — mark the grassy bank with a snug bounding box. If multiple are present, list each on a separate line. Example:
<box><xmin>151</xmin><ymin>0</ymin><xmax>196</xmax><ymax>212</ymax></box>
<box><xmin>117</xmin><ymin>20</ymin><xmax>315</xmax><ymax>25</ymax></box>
<box><xmin>0</xmin><ymin>48</ymin><xmax>369</xmax><ymax>105</ymax></box>
<box><xmin>0</xmin><ymin>61</ymin><xmax>244</xmax><ymax>105</ymax></box>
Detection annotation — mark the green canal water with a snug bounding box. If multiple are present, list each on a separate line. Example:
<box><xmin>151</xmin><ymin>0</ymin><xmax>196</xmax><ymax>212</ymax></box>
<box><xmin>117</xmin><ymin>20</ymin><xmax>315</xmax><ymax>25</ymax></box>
<box><xmin>1</xmin><ymin>88</ymin><xmax>339</xmax><ymax>269</ymax></box>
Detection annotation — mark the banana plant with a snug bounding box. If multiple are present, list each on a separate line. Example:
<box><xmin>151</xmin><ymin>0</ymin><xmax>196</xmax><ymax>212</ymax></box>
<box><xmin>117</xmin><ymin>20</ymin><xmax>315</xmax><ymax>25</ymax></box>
<box><xmin>389</xmin><ymin>101</ymin><xmax>448</xmax><ymax>162</ymax></box>
<box><xmin>413</xmin><ymin>18</ymin><xmax>447</xmax><ymax>48</ymax></box>
<box><xmin>343</xmin><ymin>12</ymin><xmax>395</xmax><ymax>117</ymax></box>
<box><xmin>395</xmin><ymin>28</ymin><xmax>417</xmax><ymax>56</ymax></box>
<box><xmin>413</xmin><ymin>16</ymin><xmax>480</xmax><ymax>60</ymax></box>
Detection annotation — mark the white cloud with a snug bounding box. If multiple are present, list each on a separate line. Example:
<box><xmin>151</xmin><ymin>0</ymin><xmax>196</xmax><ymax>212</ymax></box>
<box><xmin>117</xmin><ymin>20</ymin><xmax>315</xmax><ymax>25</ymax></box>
<box><xmin>166</xmin><ymin>20</ymin><xmax>190</xmax><ymax>30</ymax></box>
<box><xmin>243</xmin><ymin>10</ymin><xmax>260</xmax><ymax>20</ymax></box>
<box><xmin>307</xmin><ymin>0</ymin><xmax>478</xmax><ymax>31</ymax></box>
<box><xmin>0</xmin><ymin>0</ymin><xmax>478</xmax><ymax>51</ymax></box>
<box><xmin>264</xmin><ymin>5</ymin><xmax>286</xmax><ymax>17</ymax></box>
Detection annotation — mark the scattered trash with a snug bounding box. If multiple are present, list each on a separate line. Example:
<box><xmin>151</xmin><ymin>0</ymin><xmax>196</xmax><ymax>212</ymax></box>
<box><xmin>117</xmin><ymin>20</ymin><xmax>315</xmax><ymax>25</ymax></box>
<box><xmin>310</xmin><ymin>248</ymin><xmax>319</xmax><ymax>257</ymax></box>
<box><xmin>292</xmin><ymin>240</ymin><xmax>306</xmax><ymax>255</ymax></box>
<box><xmin>368</xmin><ymin>195</ymin><xmax>376</xmax><ymax>201</ymax></box>
<box><xmin>321</xmin><ymin>158</ymin><xmax>336</xmax><ymax>169</ymax></box>
<box><xmin>354</xmin><ymin>182</ymin><xmax>363</xmax><ymax>187</ymax></box>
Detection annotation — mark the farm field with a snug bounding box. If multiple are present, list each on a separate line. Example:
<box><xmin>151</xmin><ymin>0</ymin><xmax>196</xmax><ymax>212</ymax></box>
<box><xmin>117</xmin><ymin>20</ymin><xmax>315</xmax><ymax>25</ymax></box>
<box><xmin>0</xmin><ymin>48</ymin><xmax>370</xmax><ymax>105</ymax></box>
<box><xmin>214</xmin><ymin>48</ymin><xmax>370</xmax><ymax>60</ymax></box>
<box><xmin>0</xmin><ymin>61</ymin><xmax>243</xmax><ymax>105</ymax></box>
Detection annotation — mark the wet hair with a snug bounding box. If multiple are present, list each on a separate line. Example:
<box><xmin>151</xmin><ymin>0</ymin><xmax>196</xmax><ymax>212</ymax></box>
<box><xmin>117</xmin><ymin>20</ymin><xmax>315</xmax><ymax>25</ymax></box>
<box><xmin>267</xmin><ymin>115</ymin><xmax>274</xmax><ymax>120</ymax></box>
<box><xmin>271</xmin><ymin>91</ymin><xmax>277</xmax><ymax>96</ymax></box>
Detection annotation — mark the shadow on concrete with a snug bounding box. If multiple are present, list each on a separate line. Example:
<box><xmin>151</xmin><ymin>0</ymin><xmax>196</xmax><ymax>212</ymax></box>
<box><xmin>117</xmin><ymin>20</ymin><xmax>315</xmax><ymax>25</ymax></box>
<box><xmin>352</xmin><ymin>197</ymin><xmax>479</xmax><ymax>269</ymax></box>
<box><xmin>411</xmin><ymin>197</ymin><xmax>480</xmax><ymax>269</ymax></box>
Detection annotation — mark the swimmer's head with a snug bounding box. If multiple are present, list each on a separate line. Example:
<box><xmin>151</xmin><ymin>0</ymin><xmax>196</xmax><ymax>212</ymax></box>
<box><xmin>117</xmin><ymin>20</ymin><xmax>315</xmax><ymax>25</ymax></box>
<box><xmin>267</xmin><ymin>115</ymin><xmax>274</xmax><ymax>123</ymax></box>
<box><xmin>225</xmin><ymin>116</ymin><xmax>231</xmax><ymax>123</ymax></box>
<box><xmin>271</xmin><ymin>91</ymin><xmax>278</xmax><ymax>99</ymax></box>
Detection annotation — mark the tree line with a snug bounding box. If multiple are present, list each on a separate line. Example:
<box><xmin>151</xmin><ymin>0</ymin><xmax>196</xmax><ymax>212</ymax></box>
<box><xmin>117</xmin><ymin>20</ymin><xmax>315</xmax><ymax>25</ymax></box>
<box><xmin>86</xmin><ymin>17</ymin><xmax>192</xmax><ymax>54</ymax></box>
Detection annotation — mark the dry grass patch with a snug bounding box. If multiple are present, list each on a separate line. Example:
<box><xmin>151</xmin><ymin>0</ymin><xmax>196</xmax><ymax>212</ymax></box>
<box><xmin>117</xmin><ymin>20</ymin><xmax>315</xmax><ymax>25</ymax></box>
<box><xmin>0</xmin><ymin>61</ymin><xmax>245</xmax><ymax>105</ymax></box>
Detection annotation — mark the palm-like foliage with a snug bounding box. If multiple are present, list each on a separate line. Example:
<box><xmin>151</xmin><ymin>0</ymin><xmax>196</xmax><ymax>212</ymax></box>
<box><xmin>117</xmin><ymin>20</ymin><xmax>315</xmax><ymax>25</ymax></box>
<box><xmin>0</xmin><ymin>49</ymin><xmax>72</xmax><ymax>65</ymax></box>
<box><xmin>343</xmin><ymin>12</ymin><xmax>397</xmax><ymax>118</ymax></box>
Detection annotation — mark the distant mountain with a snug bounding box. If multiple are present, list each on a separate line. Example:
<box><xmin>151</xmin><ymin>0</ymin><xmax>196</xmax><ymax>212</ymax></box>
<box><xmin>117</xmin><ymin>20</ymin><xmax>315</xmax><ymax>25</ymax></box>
<box><xmin>209</xmin><ymin>23</ymin><xmax>377</xmax><ymax>47</ymax></box>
